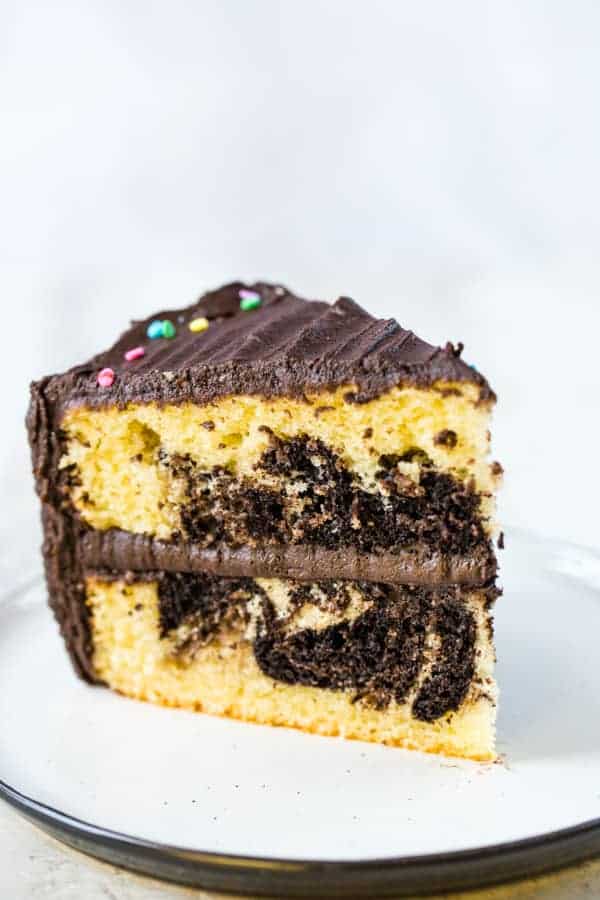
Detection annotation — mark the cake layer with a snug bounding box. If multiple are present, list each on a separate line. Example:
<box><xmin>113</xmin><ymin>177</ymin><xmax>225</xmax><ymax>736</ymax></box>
<box><xmin>59</xmin><ymin>386</ymin><xmax>500</xmax><ymax>577</ymax></box>
<box><xmin>86</xmin><ymin>572</ymin><xmax>498</xmax><ymax>760</ymax></box>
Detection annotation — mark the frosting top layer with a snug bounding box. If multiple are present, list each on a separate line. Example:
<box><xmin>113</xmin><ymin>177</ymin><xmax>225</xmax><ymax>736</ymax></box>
<box><xmin>40</xmin><ymin>281</ymin><xmax>494</xmax><ymax>412</ymax></box>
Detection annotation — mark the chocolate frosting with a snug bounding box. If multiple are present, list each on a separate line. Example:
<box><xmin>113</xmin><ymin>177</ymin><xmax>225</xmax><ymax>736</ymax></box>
<box><xmin>80</xmin><ymin>528</ymin><xmax>497</xmax><ymax>588</ymax></box>
<box><xmin>35</xmin><ymin>281</ymin><xmax>494</xmax><ymax>421</ymax></box>
<box><xmin>27</xmin><ymin>377</ymin><xmax>96</xmax><ymax>680</ymax></box>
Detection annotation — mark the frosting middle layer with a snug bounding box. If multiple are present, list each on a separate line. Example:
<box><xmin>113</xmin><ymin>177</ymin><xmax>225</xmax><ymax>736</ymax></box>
<box><xmin>80</xmin><ymin>527</ymin><xmax>497</xmax><ymax>586</ymax></box>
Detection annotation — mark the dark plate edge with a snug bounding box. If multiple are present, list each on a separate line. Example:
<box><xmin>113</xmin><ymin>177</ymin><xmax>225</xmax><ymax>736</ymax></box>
<box><xmin>2</xmin><ymin>777</ymin><xmax>600</xmax><ymax>897</ymax></box>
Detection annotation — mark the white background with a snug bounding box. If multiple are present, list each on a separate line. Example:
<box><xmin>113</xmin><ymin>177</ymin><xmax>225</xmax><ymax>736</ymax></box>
<box><xmin>2</xmin><ymin>0</ymin><xmax>600</xmax><ymax>590</ymax></box>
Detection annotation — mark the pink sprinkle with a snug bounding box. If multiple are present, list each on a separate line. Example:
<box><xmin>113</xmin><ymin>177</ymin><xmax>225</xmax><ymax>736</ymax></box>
<box><xmin>97</xmin><ymin>368</ymin><xmax>115</xmax><ymax>388</ymax></box>
<box><xmin>124</xmin><ymin>346</ymin><xmax>145</xmax><ymax>362</ymax></box>
<box><xmin>239</xmin><ymin>288</ymin><xmax>259</xmax><ymax>301</ymax></box>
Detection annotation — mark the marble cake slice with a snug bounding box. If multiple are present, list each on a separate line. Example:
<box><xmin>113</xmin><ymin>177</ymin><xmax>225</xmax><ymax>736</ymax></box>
<box><xmin>28</xmin><ymin>280</ymin><xmax>502</xmax><ymax>761</ymax></box>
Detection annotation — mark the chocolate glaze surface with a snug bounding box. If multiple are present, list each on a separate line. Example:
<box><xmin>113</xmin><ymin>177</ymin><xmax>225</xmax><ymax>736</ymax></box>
<box><xmin>32</xmin><ymin>281</ymin><xmax>494</xmax><ymax>425</ymax></box>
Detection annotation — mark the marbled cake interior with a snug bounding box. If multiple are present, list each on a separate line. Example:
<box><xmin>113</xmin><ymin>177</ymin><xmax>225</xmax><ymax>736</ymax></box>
<box><xmin>87</xmin><ymin>572</ymin><xmax>498</xmax><ymax>760</ymax></box>
<box><xmin>60</xmin><ymin>386</ymin><xmax>500</xmax><ymax>567</ymax></box>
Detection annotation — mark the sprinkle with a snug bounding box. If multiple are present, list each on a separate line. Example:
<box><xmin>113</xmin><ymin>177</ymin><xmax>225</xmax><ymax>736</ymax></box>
<box><xmin>189</xmin><ymin>316</ymin><xmax>209</xmax><ymax>334</ymax></box>
<box><xmin>147</xmin><ymin>319</ymin><xmax>176</xmax><ymax>339</ymax></box>
<box><xmin>147</xmin><ymin>320</ymin><xmax>164</xmax><ymax>339</ymax></box>
<box><xmin>124</xmin><ymin>346</ymin><xmax>145</xmax><ymax>362</ymax></box>
<box><xmin>239</xmin><ymin>289</ymin><xmax>262</xmax><ymax>311</ymax></box>
<box><xmin>97</xmin><ymin>368</ymin><xmax>115</xmax><ymax>388</ymax></box>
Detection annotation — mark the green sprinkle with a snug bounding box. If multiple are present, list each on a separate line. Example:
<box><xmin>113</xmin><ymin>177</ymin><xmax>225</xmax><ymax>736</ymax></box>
<box><xmin>162</xmin><ymin>319</ymin><xmax>176</xmax><ymax>338</ymax></box>
<box><xmin>239</xmin><ymin>291</ymin><xmax>262</xmax><ymax>311</ymax></box>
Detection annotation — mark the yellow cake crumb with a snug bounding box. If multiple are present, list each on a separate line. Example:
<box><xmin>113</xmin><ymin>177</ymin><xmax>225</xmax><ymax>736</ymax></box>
<box><xmin>62</xmin><ymin>383</ymin><xmax>499</xmax><ymax>541</ymax></box>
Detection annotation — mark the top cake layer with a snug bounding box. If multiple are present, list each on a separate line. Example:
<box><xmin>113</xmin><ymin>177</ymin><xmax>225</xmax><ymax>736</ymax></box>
<box><xmin>34</xmin><ymin>281</ymin><xmax>494</xmax><ymax>419</ymax></box>
<box><xmin>29</xmin><ymin>280</ymin><xmax>501</xmax><ymax>594</ymax></box>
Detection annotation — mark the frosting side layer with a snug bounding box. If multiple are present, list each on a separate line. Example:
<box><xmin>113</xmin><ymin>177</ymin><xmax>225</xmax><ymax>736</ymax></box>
<box><xmin>27</xmin><ymin>380</ymin><xmax>94</xmax><ymax>680</ymax></box>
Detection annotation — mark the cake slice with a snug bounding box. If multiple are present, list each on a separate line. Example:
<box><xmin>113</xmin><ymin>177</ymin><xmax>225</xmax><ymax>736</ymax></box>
<box><xmin>28</xmin><ymin>281</ymin><xmax>502</xmax><ymax>761</ymax></box>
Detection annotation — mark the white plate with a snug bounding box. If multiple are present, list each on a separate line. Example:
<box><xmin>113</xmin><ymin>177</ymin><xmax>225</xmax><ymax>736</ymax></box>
<box><xmin>1</xmin><ymin>529</ymin><xmax>600</xmax><ymax>896</ymax></box>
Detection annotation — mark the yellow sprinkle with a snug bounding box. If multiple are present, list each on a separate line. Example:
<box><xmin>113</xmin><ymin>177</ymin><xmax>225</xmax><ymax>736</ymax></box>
<box><xmin>189</xmin><ymin>317</ymin><xmax>209</xmax><ymax>334</ymax></box>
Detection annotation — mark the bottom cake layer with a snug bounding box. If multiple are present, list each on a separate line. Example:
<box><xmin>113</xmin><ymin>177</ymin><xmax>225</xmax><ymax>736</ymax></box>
<box><xmin>86</xmin><ymin>573</ymin><xmax>498</xmax><ymax>761</ymax></box>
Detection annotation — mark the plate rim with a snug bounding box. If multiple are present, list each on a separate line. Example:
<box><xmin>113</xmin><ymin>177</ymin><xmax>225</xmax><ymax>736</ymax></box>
<box><xmin>2</xmin><ymin>776</ymin><xmax>600</xmax><ymax>897</ymax></box>
<box><xmin>3</xmin><ymin>533</ymin><xmax>600</xmax><ymax>896</ymax></box>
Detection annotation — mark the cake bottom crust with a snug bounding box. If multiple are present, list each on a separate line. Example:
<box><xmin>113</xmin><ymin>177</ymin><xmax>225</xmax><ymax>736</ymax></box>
<box><xmin>87</xmin><ymin>578</ymin><xmax>497</xmax><ymax>762</ymax></box>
